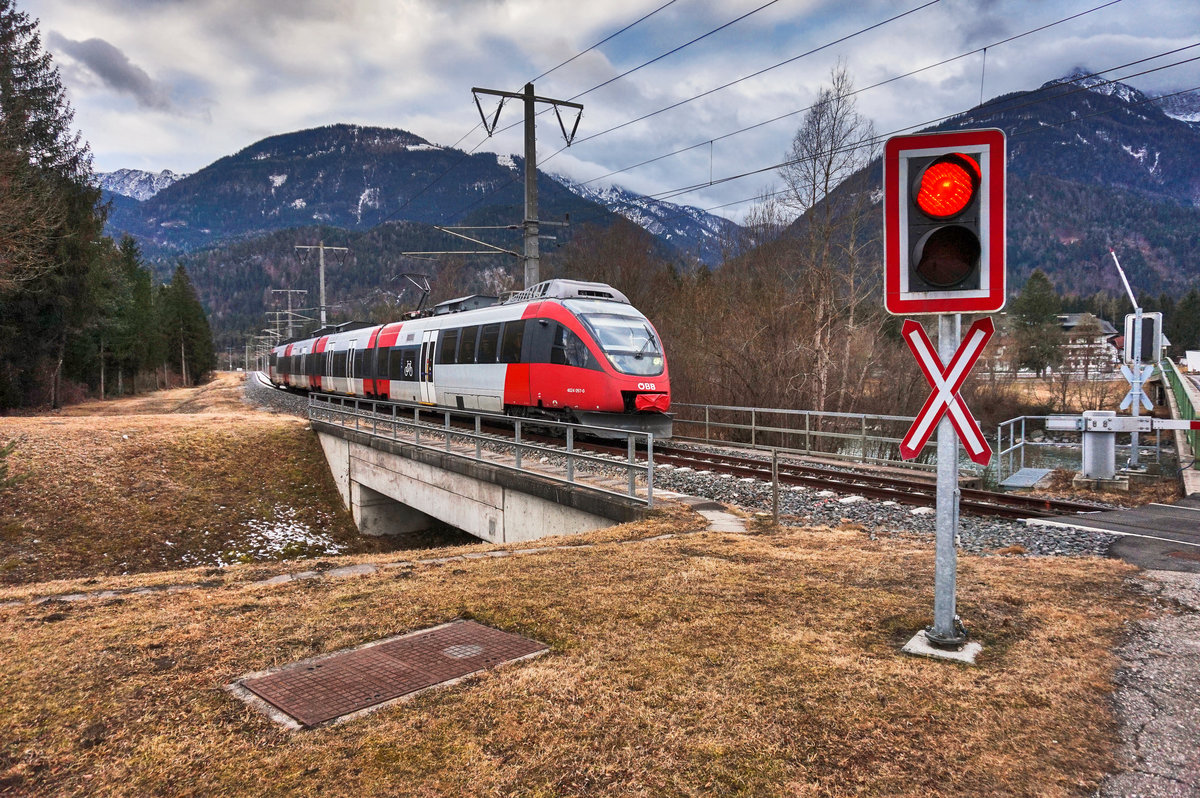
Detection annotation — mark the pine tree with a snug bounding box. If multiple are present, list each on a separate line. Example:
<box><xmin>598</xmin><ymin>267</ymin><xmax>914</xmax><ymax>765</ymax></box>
<box><xmin>1009</xmin><ymin>269</ymin><xmax>1064</xmax><ymax>376</ymax></box>
<box><xmin>0</xmin><ymin>0</ymin><xmax>105</xmax><ymax>408</ymax></box>
<box><xmin>161</xmin><ymin>265</ymin><xmax>216</xmax><ymax>385</ymax></box>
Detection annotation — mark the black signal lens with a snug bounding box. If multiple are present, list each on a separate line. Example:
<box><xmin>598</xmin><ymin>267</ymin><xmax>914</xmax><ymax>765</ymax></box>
<box><xmin>913</xmin><ymin>225</ymin><xmax>981</xmax><ymax>287</ymax></box>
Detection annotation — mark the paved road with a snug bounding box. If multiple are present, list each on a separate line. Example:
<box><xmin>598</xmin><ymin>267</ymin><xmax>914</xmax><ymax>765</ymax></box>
<box><xmin>1028</xmin><ymin>495</ymin><xmax>1200</xmax><ymax>573</ymax></box>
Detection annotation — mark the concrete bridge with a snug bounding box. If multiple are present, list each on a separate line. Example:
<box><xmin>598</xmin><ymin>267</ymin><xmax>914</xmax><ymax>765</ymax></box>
<box><xmin>311</xmin><ymin>404</ymin><xmax>651</xmax><ymax>544</ymax></box>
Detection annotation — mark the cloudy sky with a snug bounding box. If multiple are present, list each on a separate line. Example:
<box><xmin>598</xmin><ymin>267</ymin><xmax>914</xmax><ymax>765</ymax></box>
<box><xmin>26</xmin><ymin>0</ymin><xmax>1200</xmax><ymax>219</ymax></box>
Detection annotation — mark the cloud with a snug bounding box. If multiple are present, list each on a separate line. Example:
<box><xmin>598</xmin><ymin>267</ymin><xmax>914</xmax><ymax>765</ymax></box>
<box><xmin>47</xmin><ymin>33</ymin><xmax>173</xmax><ymax>111</ymax></box>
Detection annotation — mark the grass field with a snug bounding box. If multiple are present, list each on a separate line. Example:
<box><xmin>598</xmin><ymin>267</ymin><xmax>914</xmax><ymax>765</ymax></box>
<box><xmin>0</xmin><ymin>375</ymin><xmax>1148</xmax><ymax>796</ymax></box>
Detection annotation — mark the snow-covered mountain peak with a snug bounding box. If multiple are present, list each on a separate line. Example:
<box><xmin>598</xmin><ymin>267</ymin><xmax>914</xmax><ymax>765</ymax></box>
<box><xmin>1044</xmin><ymin>68</ymin><xmax>1148</xmax><ymax>105</ymax></box>
<box><xmin>97</xmin><ymin>168</ymin><xmax>188</xmax><ymax>201</ymax></box>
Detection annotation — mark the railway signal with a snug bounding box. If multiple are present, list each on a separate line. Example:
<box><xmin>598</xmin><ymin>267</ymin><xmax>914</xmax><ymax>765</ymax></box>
<box><xmin>884</xmin><ymin>129</ymin><xmax>1006</xmax><ymax>315</ymax></box>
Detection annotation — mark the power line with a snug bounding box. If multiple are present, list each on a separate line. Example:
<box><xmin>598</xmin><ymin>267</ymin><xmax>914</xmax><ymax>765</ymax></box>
<box><xmin>570</xmin><ymin>0</ymin><xmax>1133</xmax><ymax>187</ymax></box>
<box><xmin>368</xmin><ymin>1</ymin><xmax>682</xmax><ymax>230</ymax></box>
<box><xmin>527</xmin><ymin>0</ymin><xmax>682</xmax><ymax>85</ymax></box>
<box><xmin>440</xmin><ymin>0</ymin><xmax>947</xmax><ymax>223</ymax></box>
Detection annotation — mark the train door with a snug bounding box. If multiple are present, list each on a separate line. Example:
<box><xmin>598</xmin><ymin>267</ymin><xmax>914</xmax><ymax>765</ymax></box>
<box><xmin>419</xmin><ymin>329</ymin><xmax>437</xmax><ymax>404</ymax></box>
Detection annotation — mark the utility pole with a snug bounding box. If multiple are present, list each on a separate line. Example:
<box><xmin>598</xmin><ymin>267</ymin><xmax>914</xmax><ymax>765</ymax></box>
<box><xmin>295</xmin><ymin>241</ymin><xmax>349</xmax><ymax>327</ymax></box>
<box><xmin>472</xmin><ymin>83</ymin><xmax>582</xmax><ymax>288</ymax></box>
<box><xmin>271</xmin><ymin>288</ymin><xmax>308</xmax><ymax>338</ymax></box>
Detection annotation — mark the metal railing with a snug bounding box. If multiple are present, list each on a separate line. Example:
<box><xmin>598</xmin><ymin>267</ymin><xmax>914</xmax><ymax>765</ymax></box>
<box><xmin>995</xmin><ymin>414</ymin><xmax>1164</xmax><ymax>484</ymax></box>
<box><xmin>671</xmin><ymin>402</ymin><xmax>939</xmax><ymax>471</ymax></box>
<box><xmin>1164</xmin><ymin>358</ymin><xmax>1198</xmax><ymax>457</ymax></box>
<box><xmin>308</xmin><ymin>394</ymin><xmax>654</xmax><ymax>506</ymax></box>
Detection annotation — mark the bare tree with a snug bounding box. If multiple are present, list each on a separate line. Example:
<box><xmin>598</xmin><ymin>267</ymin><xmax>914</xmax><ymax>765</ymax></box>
<box><xmin>776</xmin><ymin>63</ymin><xmax>882</xmax><ymax>414</ymax></box>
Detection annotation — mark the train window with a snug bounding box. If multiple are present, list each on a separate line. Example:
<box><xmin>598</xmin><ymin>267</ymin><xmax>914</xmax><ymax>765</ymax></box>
<box><xmin>268</xmin><ymin>352</ymin><xmax>278</xmax><ymax>368</ymax></box>
<box><xmin>500</xmin><ymin>319</ymin><xmax>526</xmax><ymax>363</ymax></box>
<box><xmin>352</xmin><ymin>349</ymin><xmax>365</xmax><ymax>379</ymax></box>
<box><xmin>575</xmin><ymin>312</ymin><xmax>665</xmax><ymax>377</ymax></box>
<box><xmin>438</xmin><ymin>329</ymin><xmax>459</xmax><ymax>365</ymax></box>
<box><xmin>401</xmin><ymin>349</ymin><xmax>417</xmax><ymax>381</ymax></box>
<box><xmin>459</xmin><ymin>326</ymin><xmax>480</xmax><ymax>364</ymax></box>
<box><xmin>477</xmin><ymin>323</ymin><xmax>501</xmax><ymax>363</ymax></box>
<box><xmin>388</xmin><ymin>349</ymin><xmax>401</xmax><ymax>379</ymax></box>
<box><xmin>550</xmin><ymin>324</ymin><xmax>598</xmax><ymax>369</ymax></box>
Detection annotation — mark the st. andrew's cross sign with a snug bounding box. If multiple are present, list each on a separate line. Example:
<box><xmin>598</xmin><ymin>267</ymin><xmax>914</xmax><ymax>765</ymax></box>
<box><xmin>899</xmin><ymin>316</ymin><xmax>995</xmax><ymax>466</ymax></box>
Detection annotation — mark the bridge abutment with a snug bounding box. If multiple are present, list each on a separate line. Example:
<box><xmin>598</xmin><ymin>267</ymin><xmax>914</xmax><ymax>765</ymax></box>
<box><xmin>314</xmin><ymin>421</ymin><xmax>644</xmax><ymax>544</ymax></box>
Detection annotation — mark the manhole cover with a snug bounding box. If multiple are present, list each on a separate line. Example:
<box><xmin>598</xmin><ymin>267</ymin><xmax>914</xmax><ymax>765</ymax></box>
<box><xmin>232</xmin><ymin>620</ymin><xmax>547</xmax><ymax>728</ymax></box>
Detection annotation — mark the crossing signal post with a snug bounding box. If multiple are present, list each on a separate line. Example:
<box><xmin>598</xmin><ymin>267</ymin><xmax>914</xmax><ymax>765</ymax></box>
<box><xmin>884</xmin><ymin>129</ymin><xmax>1006</xmax><ymax>659</ymax></box>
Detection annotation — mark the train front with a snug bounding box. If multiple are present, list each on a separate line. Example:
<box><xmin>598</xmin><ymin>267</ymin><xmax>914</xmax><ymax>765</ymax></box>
<box><xmin>563</xmin><ymin>298</ymin><xmax>672</xmax><ymax>439</ymax></box>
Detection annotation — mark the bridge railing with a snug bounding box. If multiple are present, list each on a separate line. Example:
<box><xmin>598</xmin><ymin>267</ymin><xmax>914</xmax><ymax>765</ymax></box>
<box><xmin>308</xmin><ymin>394</ymin><xmax>655</xmax><ymax>507</ymax></box>
<box><xmin>1164</xmin><ymin>358</ymin><xmax>1198</xmax><ymax>458</ymax></box>
<box><xmin>670</xmin><ymin>402</ymin><xmax>937</xmax><ymax>471</ymax></box>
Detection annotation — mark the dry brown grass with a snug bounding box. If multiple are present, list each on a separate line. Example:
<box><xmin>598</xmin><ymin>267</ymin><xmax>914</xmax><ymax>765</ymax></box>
<box><xmin>0</xmin><ymin>374</ymin><xmax>452</xmax><ymax>585</ymax></box>
<box><xmin>0</xmin><ymin>523</ymin><xmax>1142</xmax><ymax>797</ymax></box>
<box><xmin>0</xmin><ymin>374</ymin><xmax>1151</xmax><ymax>795</ymax></box>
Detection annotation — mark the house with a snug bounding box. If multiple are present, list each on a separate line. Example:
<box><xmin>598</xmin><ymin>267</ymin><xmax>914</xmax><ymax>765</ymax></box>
<box><xmin>1055</xmin><ymin>313</ymin><xmax>1120</xmax><ymax>377</ymax></box>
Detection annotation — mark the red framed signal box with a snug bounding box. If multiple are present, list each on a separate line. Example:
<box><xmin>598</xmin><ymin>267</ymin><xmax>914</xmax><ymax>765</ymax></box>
<box><xmin>883</xmin><ymin>128</ymin><xmax>1006</xmax><ymax>315</ymax></box>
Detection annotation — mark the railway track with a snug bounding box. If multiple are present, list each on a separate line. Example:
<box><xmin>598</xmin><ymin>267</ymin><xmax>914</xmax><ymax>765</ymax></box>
<box><xmin>587</xmin><ymin>441</ymin><xmax>1102</xmax><ymax>520</ymax></box>
<box><xmin>295</xmin><ymin>392</ymin><xmax>1101</xmax><ymax>521</ymax></box>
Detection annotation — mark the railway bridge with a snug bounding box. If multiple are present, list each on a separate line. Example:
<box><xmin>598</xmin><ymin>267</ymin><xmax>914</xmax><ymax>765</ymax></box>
<box><xmin>310</xmin><ymin>396</ymin><xmax>652</xmax><ymax>544</ymax></box>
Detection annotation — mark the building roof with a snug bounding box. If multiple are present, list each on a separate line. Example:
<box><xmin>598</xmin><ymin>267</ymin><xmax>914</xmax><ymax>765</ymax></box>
<box><xmin>1058</xmin><ymin>313</ymin><xmax>1119</xmax><ymax>336</ymax></box>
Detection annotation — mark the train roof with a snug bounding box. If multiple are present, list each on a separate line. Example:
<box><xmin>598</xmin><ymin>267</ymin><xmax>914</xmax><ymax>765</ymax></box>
<box><xmin>503</xmin><ymin>279</ymin><xmax>630</xmax><ymax>305</ymax></box>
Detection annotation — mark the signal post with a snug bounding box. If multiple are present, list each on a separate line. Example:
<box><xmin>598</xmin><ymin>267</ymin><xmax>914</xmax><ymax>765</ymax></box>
<box><xmin>884</xmin><ymin>129</ymin><xmax>1006</xmax><ymax>659</ymax></box>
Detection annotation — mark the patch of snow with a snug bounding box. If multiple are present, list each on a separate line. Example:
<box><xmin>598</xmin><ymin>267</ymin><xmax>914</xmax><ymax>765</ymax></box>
<box><xmin>408</xmin><ymin>143</ymin><xmax>441</xmax><ymax>152</ymax></box>
<box><xmin>355</xmin><ymin>187</ymin><xmax>380</xmax><ymax>223</ymax></box>
<box><xmin>497</xmin><ymin>154</ymin><xmax>517</xmax><ymax>170</ymax></box>
<box><xmin>269</xmin><ymin>174</ymin><xmax>288</xmax><ymax>188</ymax></box>
<box><xmin>291</xmin><ymin>198</ymin><xmax>307</xmax><ymax>209</ymax></box>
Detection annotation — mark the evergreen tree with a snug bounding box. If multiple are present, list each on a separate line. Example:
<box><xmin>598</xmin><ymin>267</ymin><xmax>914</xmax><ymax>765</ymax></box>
<box><xmin>1008</xmin><ymin>268</ymin><xmax>1064</xmax><ymax>376</ymax></box>
<box><xmin>0</xmin><ymin>0</ymin><xmax>106</xmax><ymax>408</ymax></box>
<box><xmin>1167</xmin><ymin>289</ymin><xmax>1200</xmax><ymax>355</ymax></box>
<box><xmin>161</xmin><ymin>265</ymin><xmax>216</xmax><ymax>385</ymax></box>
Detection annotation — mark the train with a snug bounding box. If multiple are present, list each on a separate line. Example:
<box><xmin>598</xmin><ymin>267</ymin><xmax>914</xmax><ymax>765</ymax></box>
<box><xmin>267</xmin><ymin>279</ymin><xmax>672</xmax><ymax>437</ymax></box>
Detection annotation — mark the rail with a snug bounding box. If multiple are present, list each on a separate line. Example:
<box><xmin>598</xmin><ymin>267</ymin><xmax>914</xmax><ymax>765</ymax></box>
<box><xmin>308</xmin><ymin>394</ymin><xmax>655</xmax><ymax>507</ymax></box>
<box><xmin>1164</xmin><ymin>358</ymin><xmax>1198</xmax><ymax>458</ymax></box>
<box><xmin>671</xmin><ymin>402</ymin><xmax>941</xmax><ymax>471</ymax></box>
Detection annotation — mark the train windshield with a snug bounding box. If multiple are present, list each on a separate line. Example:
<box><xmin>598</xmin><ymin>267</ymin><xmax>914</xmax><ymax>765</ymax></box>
<box><xmin>567</xmin><ymin>301</ymin><xmax>664</xmax><ymax>377</ymax></box>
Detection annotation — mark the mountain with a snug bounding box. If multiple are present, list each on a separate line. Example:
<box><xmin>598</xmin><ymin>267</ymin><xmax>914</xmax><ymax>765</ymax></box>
<box><xmin>550</xmin><ymin>174</ymin><xmax>736</xmax><ymax>265</ymax></box>
<box><xmin>100</xmin><ymin>124</ymin><xmax>728</xmax><ymax>264</ymax></box>
<box><xmin>945</xmin><ymin>70</ymin><xmax>1200</xmax><ymax>295</ymax></box>
<box><xmin>1155</xmin><ymin>89</ymin><xmax>1200</xmax><ymax>126</ymax></box>
<box><xmin>97</xmin><ymin>168</ymin><xmax>187</xmax><ymax>201</ymax></box>
<box><xmin>787</xmin><ymin>69</ymin><xmax>1200</xmax><ymax>300</ymax></box>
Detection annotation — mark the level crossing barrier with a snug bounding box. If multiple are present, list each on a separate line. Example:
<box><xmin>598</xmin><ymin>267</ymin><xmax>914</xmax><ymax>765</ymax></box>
<box><xmin>308</xmin><ymin>393</ymin><xmax>655</xmax><ymax>507</ymax></box>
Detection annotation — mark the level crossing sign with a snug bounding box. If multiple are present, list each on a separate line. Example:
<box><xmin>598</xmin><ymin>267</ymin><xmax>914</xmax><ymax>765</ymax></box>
<box><xmin>899</xmin><ymin>316</ymin><xmax>995</xmax><ymax>466</ymax></box>
<box><xmin>1119</xmin><ymin>364</ymin><xmax>1155</xmax><ymax>412</ymax></box>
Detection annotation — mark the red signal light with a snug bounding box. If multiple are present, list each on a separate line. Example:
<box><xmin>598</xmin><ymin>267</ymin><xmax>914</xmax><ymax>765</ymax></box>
<box><xmin>914</xmin><ymin>154</ymin><xmax>980</xmax><ymax>218</ymax></box>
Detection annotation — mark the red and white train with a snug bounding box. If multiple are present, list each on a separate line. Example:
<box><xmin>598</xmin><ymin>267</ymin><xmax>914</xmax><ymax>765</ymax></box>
<box><xmin>267</xmin><ymin>279</ymin><xmax>672</xmax><ymax>437</ymax></box>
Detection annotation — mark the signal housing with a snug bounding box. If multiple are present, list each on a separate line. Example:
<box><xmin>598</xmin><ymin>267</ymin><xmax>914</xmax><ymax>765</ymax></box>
<box><xmin>884</xmin><ymin>129</ymin><xmax>1006</xmax><ymax>315</ymax></box>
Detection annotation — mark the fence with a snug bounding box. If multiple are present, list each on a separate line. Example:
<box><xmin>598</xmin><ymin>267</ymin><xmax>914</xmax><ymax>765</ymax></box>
<box><xmin>1163</xmin><ymin>358</ymin><xmax>1198</xmax><ymax>459</ymax></box>
<box><xmin>308</xmin><ymin>394</ymin><xmax>655</xmax><ymax>506</ymax></box>
<box><xmin>670</xmin><ymin>403</ymin><xmax>942</xmax><ymax>471</ymax></box>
